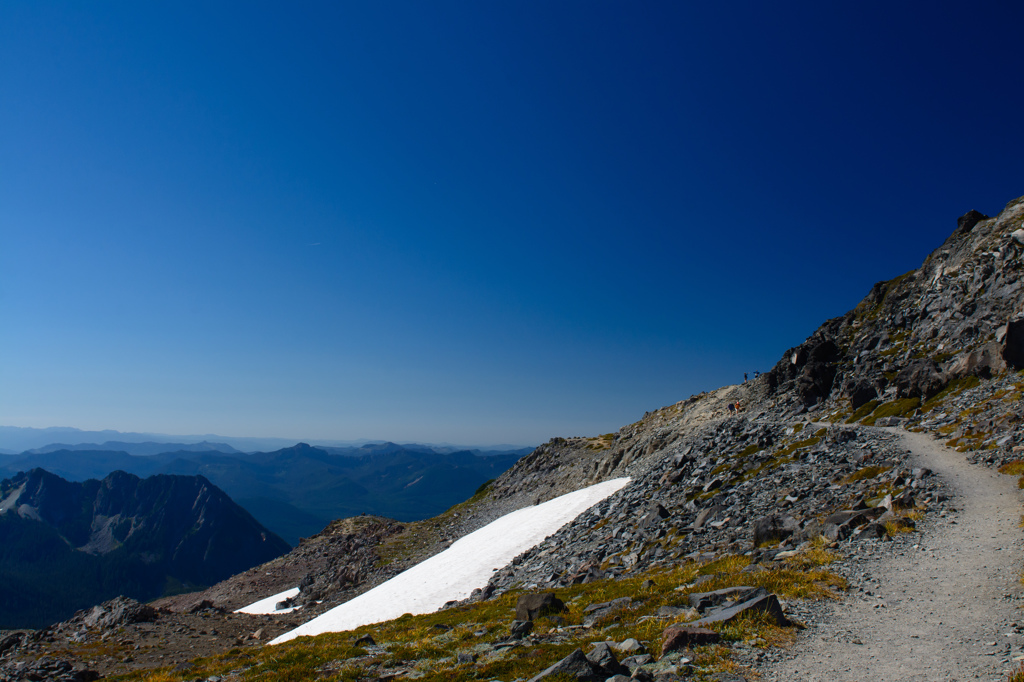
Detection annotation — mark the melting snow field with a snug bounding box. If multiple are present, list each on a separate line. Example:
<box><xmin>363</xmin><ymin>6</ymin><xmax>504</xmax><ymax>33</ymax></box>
<box><xmin>234</xmin><ymin>587</ymin><xmax>301</xmax><ymax>615</ymax></box>
<box><xmin>266</xmin><ymin>476</ymin><xmax>630</xmax><ymax>644</ymax></box>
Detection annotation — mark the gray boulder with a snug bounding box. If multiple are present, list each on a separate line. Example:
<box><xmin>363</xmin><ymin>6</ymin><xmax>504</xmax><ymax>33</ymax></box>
<box><xmin>613</xmin><ymin>637</ymin><xmax>647</xmax><ymax>654</ymax></box>
<box><xmin>694</xmin><ymin>505</ymin><xmax>725</xmax><ymax>530</ymax></box>
<box><xmin>1002</xmin><ymin>319</ymin><xmax>1024</xmax><ymax>370</ymax></box>
<box><xmin>507</xmin><ymin>620</ymin><xmax>533</xmax><ymax>640</ymax></box>
<box><xmin>687</xmin><ymin>586</ymin><xmax>765</xmax><ymax>612</ymax></box>
<box><xmin>582</xmin><ymin>596</ymin><xmax>633</xmax><ymax>626</ymax></box>
<box><xmin>945</xmin><ymin>341</ymin><xmax>1006</xmax><ymax>379</ymax></box>
<box><xmin>657</xmin><ymin>604</ymin><xmax>699</xmax><ymax>619</ymax></box>
<box><xmin>751</xmin><ymin>515</ymin><xmax>799</xmax><ymax>546</ymax></box>
<box><xmin>81</xmin><ymin>596</ymin><xmax>158</xmax><ymax>630</ymax></box>
<box><xmin>896</xmin><ymin>360</ymin><xmax>946</xmax><ymax>399</ymax></box>
<box><xmin>527</xmin><ymin>648</ymin><xmax>601</xmax><ymax>682</ymax></box>
<box><xmin>586</xmin><ymin>641</ymin><xmax>629</xmax><ymax>677</ymax></box>
<box><xmin>621</xmin><ymin>653</ymin><xmax>655</xmax><ymax>669</ymax></box>
<box><xmin>856</xmin><ymin>523</ymin><xmax>888</xmax><ymax>540</ymax></box>
<box><xmin>662</xmin><ymin>625</ymin><xmax>720</xmax><ymax>653</ymax></box>
<box><xmin>640</xmin><ymin>502</ymin><xmax>671</xmax><ymax>529</ymax></box>
<box><xmin>0</xmin><ymin>632</ymin><xmax>24</xmax><ymax>655</ymax></box>
<box><xmin>824</xmin><ymin>507</ymin><xmax>884</xmax><ymax>528</ymax></box>
<box><xmin>821</xmin><ymin>522</ymin><xmax>848</xmax><ymax>542</ymax></box>
<box><xmin>955</xmin><ymin>209</ymin><xmax>989</xmax><ymax>235</ymax></box>
<box><xmin>690</xmin><ymin>593</ymin><xmax>790</xmax><ymax>627</ymax></box>
<box><xmin>846</xmin><ymin>380</ymin><xmax>879</xmax><ymax>409</ymax></box>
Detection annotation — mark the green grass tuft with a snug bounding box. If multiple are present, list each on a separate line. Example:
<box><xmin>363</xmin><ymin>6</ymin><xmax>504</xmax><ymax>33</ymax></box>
<box><xmin>861</xmin><ymin>398</ymin><xmax>920</xmax><ymax>425</ymax></box>
<box><xmin>846</xmin><ymin>400</ymin><xmax>880</xmax><ymax>423</ymax></box>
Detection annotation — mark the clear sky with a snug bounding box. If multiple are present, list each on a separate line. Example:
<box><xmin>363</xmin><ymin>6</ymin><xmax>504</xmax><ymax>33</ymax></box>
<box><xmin>2</xmin><ymin>2</ymin><xmax>1023</xmax><ymax>445</ymax></box>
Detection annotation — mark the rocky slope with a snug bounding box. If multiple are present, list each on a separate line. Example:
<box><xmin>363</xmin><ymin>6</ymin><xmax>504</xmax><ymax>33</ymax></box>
<box><xmin>2</xmin><ymin>193</ymin><xmax>1023</xmax><ymax>681</ymax></box>
<box><xmin>153</xmin><ymin>515</ymin><xmax>407</xmax><ymax>615</ymax></box>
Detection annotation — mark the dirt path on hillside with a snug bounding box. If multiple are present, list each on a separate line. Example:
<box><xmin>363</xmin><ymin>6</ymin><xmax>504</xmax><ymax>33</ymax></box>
<box><xmin>764</xmin><ymin>429</ymin><xmax>1024</xmax><ymax>682</ymax></box>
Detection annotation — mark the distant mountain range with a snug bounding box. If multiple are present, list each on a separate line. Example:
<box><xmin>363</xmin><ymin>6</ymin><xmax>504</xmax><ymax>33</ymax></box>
<box><xmin>0</xmin><ymin>468</ymin><xmax>289</xmax><ymax>628</ymax></box>
<box><xmin>0</xmin><ymin>442</ymin><xmax>528</xmax><ymax>544</ymax></box>
<box><xmin>24</xmin><ymin>440</ymin><xmax>244</xmax><ymax>456</ymax></box>
<box><xmin>0</xmin><ymin>425</ymin><xmax>534</xmax><ymax>455</ymax></box>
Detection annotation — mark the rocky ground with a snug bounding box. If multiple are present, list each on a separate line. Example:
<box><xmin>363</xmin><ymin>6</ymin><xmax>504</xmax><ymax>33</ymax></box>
<box><xmin>0</xmin><ymin>597</ymin><xmax>305</xmax><ymax>681</ymax></box>
<box><xmin>761</xmin><ymin>429</ymin><xmax>1024</xmax><ymax>681</ymax></box>
<box><xmin>484</xmin><ymin>418</ymin><xmax>937</xmax><ymax>595</ymax></box>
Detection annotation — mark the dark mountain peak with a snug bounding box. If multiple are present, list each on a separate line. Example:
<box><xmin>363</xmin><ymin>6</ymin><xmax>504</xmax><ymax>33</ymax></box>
<box><xmin>272</xmin><ymin>442</ymin><xmax>327</xmax><ymax>459</ymax></box>
<box><xmin>0</xmin><ymin>468</ymin><xmax>289</xmax><ymax>628</ymax></box>
<box><xmin>101</xmin><ymin>468</ymin><xmax>139</xmax><ymax>486</ymax></box>
<box><xmin>955</xmin><ymin>208</ymin><xmax>990</xmax><ymax>236</ymax></box>
<box><xmin>20</xmin><ymin>466</ymin><xmax>61</xmax><ymax>484</ymax></box>
<box><xmin>0</xmin><ymin>468</ymin><xmax>83</xmax><ymax>526</ymax></box>
<box><xmin>358</xmin><ymin>441</ymin><xmax>416</xmax><ymax>456</ymax></box>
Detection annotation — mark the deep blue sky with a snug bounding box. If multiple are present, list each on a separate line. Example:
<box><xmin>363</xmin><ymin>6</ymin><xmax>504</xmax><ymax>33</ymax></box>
<box><xmin>2</xmin><ymin>2</ymin><xmax>1023</xmax><ymax>444</ymax></box>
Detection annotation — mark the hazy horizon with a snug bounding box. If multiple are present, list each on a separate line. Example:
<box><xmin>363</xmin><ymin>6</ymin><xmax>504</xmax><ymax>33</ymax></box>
<box><xmin>4</xmin><ymin>2</ymin><xmax>1024</xmax><ymax>443</ymax></box>
<box><xmin>0</xmin><ymin>424</ymin><xmax>538</xmax><ymax>454</ymax></box>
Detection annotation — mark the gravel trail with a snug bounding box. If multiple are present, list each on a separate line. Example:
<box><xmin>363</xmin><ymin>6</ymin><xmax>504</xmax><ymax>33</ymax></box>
<box><xmin>765</xmin><ymin>428</ymin><xmax>1024</xmax><ymax>681</ymax></box>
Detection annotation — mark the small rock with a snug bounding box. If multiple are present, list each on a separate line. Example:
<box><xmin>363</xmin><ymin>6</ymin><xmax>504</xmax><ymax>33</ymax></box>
<box><xmin>613</xmin><ymin>637</ymin><xmax>647</xmax><ymax>654</ymax></box>
<box><xmin>508</xmin><ymin>620</ymin><xmax>534</xmax><ymax>640</ymax></box>
<box><xmin>527</xmin><ymin>647</ymin><xmax>601</xmax><ymax>682</ymax></box>
<box><xmin>621</xmin><ymin>653</ymin><xmax>655</xmax><ymax>669</ymax></box>
<box><xmin>587</xmin><ymin>641</ymin><xmax>629</xmax><ymax>676</ymax></box>
<box><xmin>690</xmin><ymin>593</ymin><xmax>790</xmax><ymax>628</ymax></box>
<box><xmin>656</xmin><ymin>605</ymin><xmax>699</xmax><ymax>620</ymax></box>
<box><xmin>662</xmin><ymin>626</ymin><xmax>720</xmax><ymax>653</ymax></box>
<box><xmin>751</xmin><ymin>515</ymin><xmax>799</xmax><ymax>546</ymax></box>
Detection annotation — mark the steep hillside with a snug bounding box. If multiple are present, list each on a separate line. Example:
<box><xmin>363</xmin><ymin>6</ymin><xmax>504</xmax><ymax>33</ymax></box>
<box><xmin>765</xmin><ymin>199</ymin><xmax>1024</xmax><ymax>414</ymax></box>
<box><xmin>483</xmin><ymin>195</ymin><xmax>1024</xmax><ymax>507</ymax></box>
<box><xmin>462</xmin><ymin>196</ymin><xmax>1024</xmax><ymax>592</ymax></box>
<box><xmin>0</xmin><ymin>469</ymin><xmax>289</xmax><ymax>628</ymax></box>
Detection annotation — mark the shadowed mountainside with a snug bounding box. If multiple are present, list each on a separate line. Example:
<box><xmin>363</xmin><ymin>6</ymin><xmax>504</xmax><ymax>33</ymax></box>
<box><xmin>0</xmin><ymin>469</ymin><xmax>288</xmax><ymax>628</ymax></box>
<box><xmin>0</xmin><ymin>443</ymin><xmax>523</xmax><ymax>544</ymax></box>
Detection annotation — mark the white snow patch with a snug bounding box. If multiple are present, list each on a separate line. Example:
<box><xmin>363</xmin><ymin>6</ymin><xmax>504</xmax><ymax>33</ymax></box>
<box><xmin>0</xmin><ymin>483</ymin><xmax>25</xmax><ymax>514</ymax></box>
<box><xmin>235</xmin><ymin>587</ymin><xmax>301</xmax><ymax>615</ymax></box>
<box><xmin>16</xmin><ymin>503</ymin><xmax>41</xmax><ymax>522</ymax></box>
<box><xmin>268</xmin><ymin>477</ymin><xmax>630</xmax><ymax>644</ymax></box>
